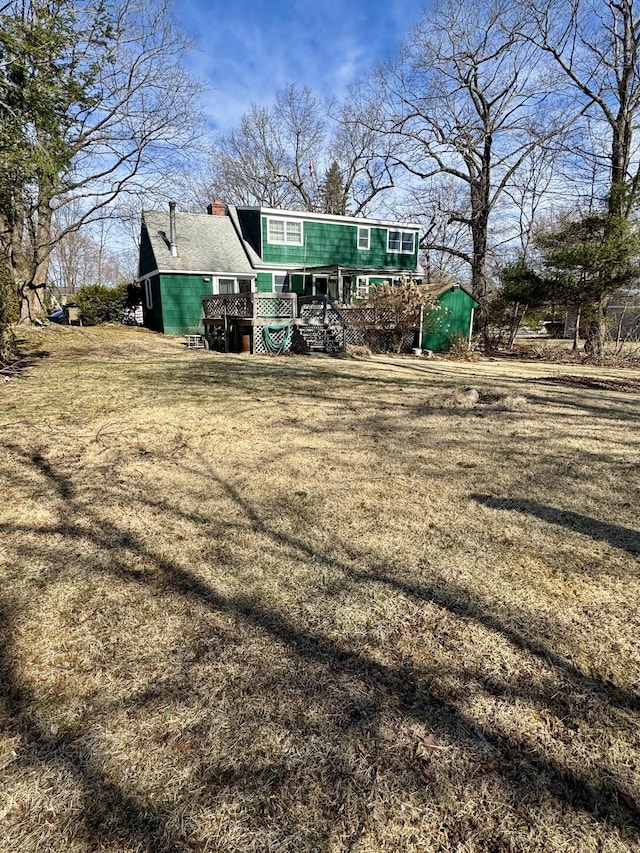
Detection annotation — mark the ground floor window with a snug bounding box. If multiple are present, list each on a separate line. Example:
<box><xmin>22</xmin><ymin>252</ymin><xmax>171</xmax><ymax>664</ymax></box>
<box><xmin>215</xmin><ymin>277</ymin><xmax>255</xmax><ymax>295</ymax></box>
<box><xmin>356</xmin><ymin>277</ymin><xmax>369</xmax><ymax>300</ymax></box>
<box><xmin>274</xmin><ymin>273</ymin><xmax>290</xmax><ymax>293</ymax></box>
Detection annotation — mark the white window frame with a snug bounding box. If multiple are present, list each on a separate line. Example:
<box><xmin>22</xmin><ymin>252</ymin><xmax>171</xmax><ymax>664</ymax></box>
<box><xmin>357</xmin><ymin>226</ymin><xmax>370</xmax><ymax>250</ymax></box>
<box><xmin>267</xmin><ymin>217</ymin><xmax>304</xmax><ymax>246</ymax></box>
<box><xmin>355</xmin><ymin>276</ymin><xmax>369</xmax><ymax>300</ymax></box>
<box><xmin>273</xmin><ymin>272</ymin><xmax>289</xmax><ymax>293</ymax></box>
<box><xmin>387</xmin><ymin>229</ymin><xmax>415</xmax><ymax>254</ymax></box>
<box><xmin>217</xmin><ymin>277</ymin><xmax>236</xmax><ymax>295</ymax></box>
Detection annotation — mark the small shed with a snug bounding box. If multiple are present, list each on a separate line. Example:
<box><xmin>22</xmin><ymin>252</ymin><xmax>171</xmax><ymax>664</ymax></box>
<box><xmin>421</xmin><ymin>283</ymin><xmax>479</xmax><ymax>352</ymax></box>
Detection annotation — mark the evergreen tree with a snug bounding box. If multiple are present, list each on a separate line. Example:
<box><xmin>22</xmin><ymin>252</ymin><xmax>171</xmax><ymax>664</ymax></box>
<box><xmin>322</xmin><ymin>161</ymin><xmax>346</xmax><ymax>215</ymax></box>
<box><xmin>527</xmin><ymin>212</ymin><xmax>640</xmax><ymax>357</ymax></box>
<box><xmin>0</xmin><ymin>0</ymin><xmax>87</xmax><ymax>321</ymax></box>
<box><xmin>0</xmin><ymin>260</ymin><xmax>18</xmax><ymax>364</ymax></box>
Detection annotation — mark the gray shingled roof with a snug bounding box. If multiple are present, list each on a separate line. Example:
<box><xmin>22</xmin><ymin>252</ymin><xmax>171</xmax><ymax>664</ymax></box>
<box><xmin>143</xmin><ymin>210</ymin><xmax>254</xmax><ymax>274</ymax></box>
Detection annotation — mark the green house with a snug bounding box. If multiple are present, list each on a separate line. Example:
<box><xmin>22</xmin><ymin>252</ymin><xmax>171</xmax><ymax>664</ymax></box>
<box><xmin>138</xmin><ymin>203</ymin><xmax>257</xmax><ymax>336</ymax></box>
<box><xmin>138</xmin><ymin>201</ymin><xmax>423</xmax><ymax>335</ymax></box>
<box><xmin>137</xmin><ymin>201</ymin><xmax>477</xmax><ymax>353</ymax></box>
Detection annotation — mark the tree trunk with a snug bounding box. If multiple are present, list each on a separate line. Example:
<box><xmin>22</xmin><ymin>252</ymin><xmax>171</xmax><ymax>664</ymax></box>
<box><xmin>13</xmin><ymin>200</ymin><xmax>52</xmax><ymax>324</ymax></box>
<box><xmin>469</xmin><ymin>143</ymin><xmax>491</xmax><ymax>349</ymax></box>
<box><xmin>507</xmin><ymin>302</ymin><xmax>527</xmax><ymax>350</ymax></box>
<box><xmin>592</xmin><ymin>293</ymin><xmax>610</xmax><ymax>359</ymax></box>
<box><xmin>471</xmin><ymin>213</ymin><xmax>490</xmax><ymax>349</ymax></box>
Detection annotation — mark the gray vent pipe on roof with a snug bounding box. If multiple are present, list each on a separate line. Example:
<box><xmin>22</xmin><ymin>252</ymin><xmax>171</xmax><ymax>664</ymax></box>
<box><xmin>169</xmin><ymin>201</ymin><xmax>178</xmax><ymax>257</ymax></box>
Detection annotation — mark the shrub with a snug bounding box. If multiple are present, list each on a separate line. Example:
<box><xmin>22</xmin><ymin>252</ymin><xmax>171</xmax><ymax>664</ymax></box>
<box><xmin>447</xmin><ymin>333</ymin><xmax>479</xmax><ymax>360</ymax></box>
<box><xmin>75</xmin><ymin>283</ymin><xmax>128</xmax><ymax>326</ymax></box>
<box><xmin>363</xmin><ymin>278</ymin><xmax>445</xmax><ymax>353</ymax></box>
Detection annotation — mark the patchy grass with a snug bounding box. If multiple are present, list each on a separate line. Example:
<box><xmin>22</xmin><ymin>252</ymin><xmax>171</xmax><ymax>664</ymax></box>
<box><xmin>1</xmin><ymin>325</ymin><xmax>640</xmax><ymax>852</ymax></box>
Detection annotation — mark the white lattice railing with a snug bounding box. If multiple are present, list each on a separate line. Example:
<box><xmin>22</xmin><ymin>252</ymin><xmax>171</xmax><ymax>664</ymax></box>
<box><xmin>202</xmin><ymin>295</ymin><xmax>252</xmax><ymax>318</ymax></box>
<box><xmin>253</xmin><ymin>296</ymin><xmax>295</xmax><ymax>319</ymax></box>
<box><xmin>201</xmin><ymin>293</ymin><xmax>296</xmax><ymax>320</ymax></box>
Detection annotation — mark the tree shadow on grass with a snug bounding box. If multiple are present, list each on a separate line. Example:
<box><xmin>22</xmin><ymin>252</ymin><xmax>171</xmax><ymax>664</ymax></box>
<box><xmin>2</xmin><ymin>448</ymin><xmax>640</xmax><ymax>850</ymax></box>
<box><xmin>472</xmin><ymin>494</ymin><xmax>640</xmax><ymax>559</ymax></box>
<box><xmin>0</xmin><ymin>601</ymin><xmax>186</xmax><ymax>852</ymax></box>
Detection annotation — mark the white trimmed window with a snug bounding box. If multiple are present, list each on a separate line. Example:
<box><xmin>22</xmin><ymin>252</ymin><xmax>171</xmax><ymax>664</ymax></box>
<box><xmin>218</xmin><ymin>278</ymin><xmax>235</xmax><ymax>294</ymax></box>
<box><xmin>387</xmin><ymin>230</ymin><xmax>415</xmax><ymax>254</ymax></box>
<box><xmin>144</xmin><ymin>279</ymin><xmax>153</xmax><ymax>309</ymax></box>
<box><xmin>357</xmin><ymin>226</ymin><xmax>370</xmax><ymax>250</ymax></box>
<box><xmin>356</xmin><ymin>277</ymin><xmax>369</xmax><ymax>300</ymax></box>
<box><xmin>267</xmin><ymin>217</ymin><xmax>303</xmax><ymax>246</ymax></box>
<box><xmin>274</xmin><ymin>273</ymin><xmax>289</xmax><ymax>293</ymax></box>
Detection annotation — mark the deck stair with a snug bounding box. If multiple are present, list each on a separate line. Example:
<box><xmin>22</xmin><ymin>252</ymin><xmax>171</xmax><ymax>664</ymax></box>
<box><xmin>294</xmin><ymin>296</ymin><xmax>348</xmax><ymax>354</ymax></box>
<box><xmin>294</xmin><ymin>323</ymin><xmax>343</xmax><ymax>353</ymax></box>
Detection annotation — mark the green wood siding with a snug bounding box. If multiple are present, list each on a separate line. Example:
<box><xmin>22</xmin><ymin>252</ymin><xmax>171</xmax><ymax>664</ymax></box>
<box><xmin>422</xmin><ymin>287</ymin><xmax>478</xmax><ymax>352</ymax></box>
<box><xmin>158</xmin><ymin>274</ymin><xmax>209</xmax><ymax>335</ymax></box>
<box><xmin>256</xmin><ymin>272</ymin><xmax>272</xmax><ymax>292</ymax></box>
<box><xmin>237</xmin><ymin>209</ymin><xmax>262</xmax><ymax>255</ymax></box>
<box><xmin>260</xmin><ymin>218</ymin><xmax>418</xmax><ymax>270</ymax></box>
<box><xmin>143</xmin><ymin>275</ymin><xmax>164</xmax><ymax>332</ymax></box>
<box><xmin>139</xmin><ymin>224</ymin><xmax>157</xmax><ymax>277</ymax></box>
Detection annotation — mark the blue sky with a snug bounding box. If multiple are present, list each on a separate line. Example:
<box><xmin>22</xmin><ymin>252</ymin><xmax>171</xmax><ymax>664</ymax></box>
<box><xmin>180</xmin><ymin>0</ymin><xmax>424</xmax><ymax>132</ymax></box>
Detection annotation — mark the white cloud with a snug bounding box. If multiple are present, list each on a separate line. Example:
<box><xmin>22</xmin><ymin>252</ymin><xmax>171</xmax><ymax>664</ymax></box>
<box><xmin>180</xmin><ymin>0</ymin><xmax>422</xmax><ymax>132</ymax></box>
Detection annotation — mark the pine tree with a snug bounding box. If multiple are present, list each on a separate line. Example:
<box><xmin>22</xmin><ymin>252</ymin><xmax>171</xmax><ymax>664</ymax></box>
<box><xmin>322</xmin><ymin>161</ymin><xmax>346</xmax><ymax>215</ymax></box>
<box><xmin>535</xmin><ymin>212</ymin><xmax>640</xmax><ymax>357</ymax></box>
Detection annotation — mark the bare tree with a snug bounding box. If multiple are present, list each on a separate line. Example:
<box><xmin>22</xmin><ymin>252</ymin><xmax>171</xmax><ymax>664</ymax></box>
<box><xmin>207</xmin><ymin>85</ymin><xmax>395</xmax><ymax>215</ymax></box>
<box><xmin>519</xmin><ymin>0</ymin><xmax>640</xmax><ymax>351</ymax></box>
<box><xmin>48</xmin><ymin>207</ymin><xmax>134</xmax><ymax>300</ymax></box>
<box><xmin>208</xmin><ymin>86</ymin><xmax>325</xmax><ymax>211</ymax></box>
<box><xmin>0</xmin><ymin>0</ymin><xmax>204</xmax><ymax>322</ymax></box>
<box><xmin>523</xmin><ymin>0</ymin><xmax>640</xmax><ymax>216</ymax></box>
<box><xmin>328</xmin><ymin>104</ymin><xmax>396</xmax><ymax>215</ymax></box>
<box><xmin>352</xmin><ymin>0</ymin><xmax>570</xmax><ymax>339</ymax></box>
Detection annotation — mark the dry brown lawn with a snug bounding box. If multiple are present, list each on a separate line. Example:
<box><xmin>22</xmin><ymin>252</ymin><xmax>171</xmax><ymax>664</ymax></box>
<box><xmin>1</xmin><ymin>324</ymin><xmax>639</xmax><ymax>852</ymax></box>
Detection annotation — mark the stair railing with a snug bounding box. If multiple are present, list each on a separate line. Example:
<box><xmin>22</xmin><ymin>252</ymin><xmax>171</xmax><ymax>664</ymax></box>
<box><xmin>297</xmin><ymin>295</ymin><xmax>349</xmax><ymax>352</ymax></box>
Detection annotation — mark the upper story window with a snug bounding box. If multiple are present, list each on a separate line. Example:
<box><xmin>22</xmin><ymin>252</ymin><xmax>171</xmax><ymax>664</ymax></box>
<box><xmin>267</xmin><ymin>217</ymin><xmax>303</xmax><ymax>246</ymax></box>
<box><xmin>357</xmin><ymin>226</ymin><xmax>370</xmax><ymax>250</ymax></box>
<box><xmin>387</xmin><ymin>230</ymin><xmax>416</xmax><ymax>254</ymax></box>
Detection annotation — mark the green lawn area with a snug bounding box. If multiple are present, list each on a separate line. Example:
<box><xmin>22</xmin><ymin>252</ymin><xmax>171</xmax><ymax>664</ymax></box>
<box><xmin>1</xmin><ymin>325</ymin><xmax>639</xmax><ymax>852</ymax></box>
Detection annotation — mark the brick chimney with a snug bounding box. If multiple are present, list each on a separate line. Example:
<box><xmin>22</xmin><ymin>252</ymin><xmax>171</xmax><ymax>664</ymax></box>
<box><xmin>207</xmin><ymin>199</ymin><xmax>227</xmax><ymax>216</ymax></box>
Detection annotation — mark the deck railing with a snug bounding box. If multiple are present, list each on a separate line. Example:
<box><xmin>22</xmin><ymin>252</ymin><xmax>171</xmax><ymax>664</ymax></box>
<box><xmin>201</xmin><ymin>292</ymin><xmax>297</xmax><ymax>321</ymax></box>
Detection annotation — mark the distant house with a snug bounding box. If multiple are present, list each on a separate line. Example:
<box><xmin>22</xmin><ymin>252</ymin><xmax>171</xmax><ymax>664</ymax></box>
<box><xmin>137</xmin><ymin>201</ymin><xmax>477</xmax><ymax>353</ymax></box>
